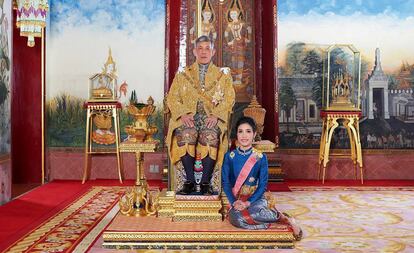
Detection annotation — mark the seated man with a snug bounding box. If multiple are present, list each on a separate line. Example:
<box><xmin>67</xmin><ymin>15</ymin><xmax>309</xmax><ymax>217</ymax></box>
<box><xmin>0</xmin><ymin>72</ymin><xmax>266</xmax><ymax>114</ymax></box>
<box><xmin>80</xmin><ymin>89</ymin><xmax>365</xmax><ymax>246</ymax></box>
<box><xmin>166</xmin><ymin>35</ymin><xmax>235</xmax><ymax>195</ymax></box>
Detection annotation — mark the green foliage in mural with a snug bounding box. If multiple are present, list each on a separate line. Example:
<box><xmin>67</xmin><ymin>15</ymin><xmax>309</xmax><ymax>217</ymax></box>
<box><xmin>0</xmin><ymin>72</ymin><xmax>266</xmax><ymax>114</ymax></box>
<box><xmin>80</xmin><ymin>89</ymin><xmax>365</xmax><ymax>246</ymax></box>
<box><xmin>279</xmin><ymin>79</ymin><xmax>296</xmax><ymax>133</ymax></box>
<box><xmin>46</xmin><ymin>94</ymin><xmax>86</xmax><ymax>147</ymax></box>
<box><xmin>46</xmin><ymin>94</ymin><xmax>164</xmax><ymax>148</ymax></box>
<box><xmin>285</xmin><ymin>42</ymin><xmax>306</xmax><ymax>75</ymax></box>
<box><xmin>301</xmin><ymin>50</ymin><xmax>322</xmax><ymax>75</ymax></box>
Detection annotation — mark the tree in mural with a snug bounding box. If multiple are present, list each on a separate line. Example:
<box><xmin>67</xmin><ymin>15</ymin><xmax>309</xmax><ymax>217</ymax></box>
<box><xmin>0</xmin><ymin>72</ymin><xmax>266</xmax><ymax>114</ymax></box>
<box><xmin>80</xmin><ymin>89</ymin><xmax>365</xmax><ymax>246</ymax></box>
<box><xmin>285</xmin><ymin>42</ymin><xmax>306</xmax><ymax>75</ymax></box>
<box><xmin>301</xmin><ymin>49</ymin><xmax>322</xmax><ymax>75</ymax></box>
<box><xmin>279</xmin><ymin>78</ymin><xmax>296</xmax><ymax>133</ymax></box>
<box><xmin>388</xmin><ymin>75</ymin><xmax>397</xmax><ymax>89</ymax></box>
<box><xmin>312</xmin><ymin>77</ymin><xmax>323</xmax><ymax>109</ymax></box>
<box><xmin>302</xmin><ymin>49</ymin><xmax>324</xmax><ymax>109</ymax></box>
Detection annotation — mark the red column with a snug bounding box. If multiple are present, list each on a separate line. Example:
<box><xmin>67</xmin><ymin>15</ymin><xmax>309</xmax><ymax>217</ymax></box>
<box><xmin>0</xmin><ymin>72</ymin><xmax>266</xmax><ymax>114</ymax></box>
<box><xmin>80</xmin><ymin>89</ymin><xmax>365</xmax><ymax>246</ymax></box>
<box><xmin>164</xmin><ymin>0</ymin><xmax>181</xmax><ymax>92</ymax></box>
<box><xmin>260</xmin><ymin>0</ymin><xmax>279</xmax><ymax>145</ymax></box>
<box><xmin>11</xmin><ymin>10</ymin><xmax>42</xmax><ymax>183</ymax></box>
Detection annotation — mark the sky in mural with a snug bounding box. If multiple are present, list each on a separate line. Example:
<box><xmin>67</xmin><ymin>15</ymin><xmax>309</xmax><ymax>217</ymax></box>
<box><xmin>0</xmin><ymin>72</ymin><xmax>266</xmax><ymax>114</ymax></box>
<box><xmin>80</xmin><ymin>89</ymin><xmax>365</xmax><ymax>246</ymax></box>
<box><xmin>278</xmin><ymin>0</ymin><xmax>414</xmax><ymax>72</ymax></box>
<box><xmin>46</xmin><ymin>0</ymin><xmax>165</xmax><ymax>103</ymax></box>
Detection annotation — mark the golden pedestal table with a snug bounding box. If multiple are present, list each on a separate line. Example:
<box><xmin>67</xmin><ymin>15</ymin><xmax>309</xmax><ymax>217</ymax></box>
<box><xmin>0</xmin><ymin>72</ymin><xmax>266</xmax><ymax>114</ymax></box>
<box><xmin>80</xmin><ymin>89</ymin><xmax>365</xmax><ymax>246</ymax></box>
<box><xmin>118</xmin><ymin>141</ymin><xmax>159</xmax><ymax>216</ymax></box>
<box><xmin>82</xmin><ymin>101</ymin><xmax>123</xmax><ymax>184</ymax></box>
<box><xmin>318</xmin><ymin>110</ymin><xmax>363</xmax><ymax>184</ymax></box>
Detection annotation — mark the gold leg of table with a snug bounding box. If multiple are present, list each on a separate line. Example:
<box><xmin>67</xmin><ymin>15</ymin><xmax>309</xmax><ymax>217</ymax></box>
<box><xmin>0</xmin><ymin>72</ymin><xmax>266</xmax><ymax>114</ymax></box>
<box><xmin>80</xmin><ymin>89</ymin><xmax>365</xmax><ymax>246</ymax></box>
<box><xmin>344</xmin><ymin>119</ymin><xmax>357</xmax><ymax>180</ymax></box>
<box><xmin>82</xmin><ymin>108</ymin><xmax>92</xmax><ymax>184</ymax></box>
<box><xmin>135</xmin><ymin>151</ymin><xmax>142</xmax><ymax>186</ymax></box>
<box><xmin>322</xmin><ymin>117</ymin><xmax>339</xmax><ymax>184</ymax></box>
<box><xmin>113</xmin><ymin>108</ymin><xmax>123</xmax><ymax>184</ymax></box>
<box><xmin>318</xmin><ymin>119</ymin><xmax>328</xmax><ymax>180</ymax></box>
<box><xmin>349</xmin><ymin>117</ymin><xmax>363</xmax><ymax>184</ymax></box>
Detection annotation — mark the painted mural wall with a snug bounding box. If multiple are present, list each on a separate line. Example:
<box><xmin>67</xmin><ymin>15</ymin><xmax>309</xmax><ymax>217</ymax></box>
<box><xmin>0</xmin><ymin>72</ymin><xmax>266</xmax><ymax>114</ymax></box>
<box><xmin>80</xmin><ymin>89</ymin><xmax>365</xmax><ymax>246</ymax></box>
<box><xmin>185</xmin><ymin>0</ymin><xmax>256</xmax><ymax>103</ymax></box>
<box><xmin>0</xmin><ymin>0</ymin><xmax>12</xmax><ymax>204</ymax></box>
<box><xmin>278</xmin><ymin>0</ymin><xmax>414</xmax><ymax>149</ymax></box>
<box><xmin>46</xmin><ymin>0</ymin><xmax>165</xmax><ymax>147</ymax></box>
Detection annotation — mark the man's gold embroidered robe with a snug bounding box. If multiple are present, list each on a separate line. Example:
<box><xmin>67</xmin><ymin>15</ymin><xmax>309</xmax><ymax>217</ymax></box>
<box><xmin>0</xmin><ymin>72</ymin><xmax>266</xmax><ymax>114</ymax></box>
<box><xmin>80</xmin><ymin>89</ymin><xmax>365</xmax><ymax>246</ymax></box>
<box><xmin>166</xmin><ymin>62</ymin><xmax>235</xmax><ymax>168</ymax></box>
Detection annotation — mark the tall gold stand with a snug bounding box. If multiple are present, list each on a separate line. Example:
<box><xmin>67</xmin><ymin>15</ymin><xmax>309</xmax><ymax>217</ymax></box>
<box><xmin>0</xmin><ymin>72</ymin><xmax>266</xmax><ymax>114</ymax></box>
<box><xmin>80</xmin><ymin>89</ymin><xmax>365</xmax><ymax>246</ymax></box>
<box><xmin>82</xmin><ymin>101</ymin><xmax>123</xmax><ymax>184</ymax></box>
<box><xmin>118</xmin><ymin>141</ymin><xmax>159</xmax><ymax>216</ymax></box>
<box><xmin>318</xmin><ymin>111</ymin><xmax>363</xmax><ymax>184</ymax></box>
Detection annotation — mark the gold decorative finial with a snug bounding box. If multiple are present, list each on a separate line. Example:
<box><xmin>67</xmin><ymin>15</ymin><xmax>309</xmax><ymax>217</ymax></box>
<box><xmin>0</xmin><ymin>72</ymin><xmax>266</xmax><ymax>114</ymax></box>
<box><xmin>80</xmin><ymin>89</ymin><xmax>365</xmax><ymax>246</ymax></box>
<box><xmin>102</xmin><ymin>47</ymin><xmax>117</xmax><ymax>76</ymax></box>
<box><xmin>106</xmin><ymin>47</ymin><xmax>115</xmax><ymax>65</ymax></box>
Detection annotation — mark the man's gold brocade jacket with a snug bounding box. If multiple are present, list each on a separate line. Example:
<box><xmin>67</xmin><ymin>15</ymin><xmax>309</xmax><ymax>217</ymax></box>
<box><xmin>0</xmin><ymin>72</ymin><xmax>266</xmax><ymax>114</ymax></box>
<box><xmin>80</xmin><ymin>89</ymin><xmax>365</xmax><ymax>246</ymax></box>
<box><xmin>166</xmin><ymin>62</ymin><xmax>235</xmax><ymax>167</ymax></box>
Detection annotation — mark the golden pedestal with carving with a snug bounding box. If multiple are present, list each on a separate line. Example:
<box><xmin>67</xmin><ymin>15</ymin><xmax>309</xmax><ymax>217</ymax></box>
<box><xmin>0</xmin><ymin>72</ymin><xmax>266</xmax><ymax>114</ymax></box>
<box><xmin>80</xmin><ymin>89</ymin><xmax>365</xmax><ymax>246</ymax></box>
<box><xmin>318</xmin><ymin>110</ymin><xmax>363</xmax><ymax>184</ymax></box>
<box><xmin>118</xmin><ymin>141</ymin><xmax>160</xmax><ymax>216</ymax></box>
<box><xmin>157</xmin><ymin>190</ymin><xmax>176</xmax><ymax>218</ymax></box>
<box><xmin>173</xmin><ymin>195</ymin><xmax>222</xmax><ymax>222</ymax></box>
<box><xmin>156</xmin><ymin>190</ymin><xmax>223</xmax><ymax>222</ymax></box>
<box><xmin>103</xmin><ymin>215</ymin><xmax>295</xmax><ymax>250</ymax></box>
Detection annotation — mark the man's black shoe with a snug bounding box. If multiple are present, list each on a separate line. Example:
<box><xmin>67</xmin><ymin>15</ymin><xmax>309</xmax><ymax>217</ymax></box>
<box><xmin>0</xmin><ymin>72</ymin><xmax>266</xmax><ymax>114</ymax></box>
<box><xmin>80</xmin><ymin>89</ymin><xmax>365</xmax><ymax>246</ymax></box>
<box><xmin>177</xmin><ymin>181</ymin><xmax>195</xmax><ymax>195</ymax></box>
<box><xmin>201</xmin><ymin>182</ymin><xmax>213</xmax><ymax>195</ymax></box>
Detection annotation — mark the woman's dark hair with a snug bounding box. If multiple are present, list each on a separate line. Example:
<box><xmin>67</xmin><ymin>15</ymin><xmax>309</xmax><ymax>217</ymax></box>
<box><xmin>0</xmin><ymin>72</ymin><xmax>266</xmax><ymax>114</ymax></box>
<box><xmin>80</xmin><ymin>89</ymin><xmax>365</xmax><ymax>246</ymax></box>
<box><xmin>235</xmin><ymin>116</ymin><xmax>257</xmax><ymax>133</ymax></box>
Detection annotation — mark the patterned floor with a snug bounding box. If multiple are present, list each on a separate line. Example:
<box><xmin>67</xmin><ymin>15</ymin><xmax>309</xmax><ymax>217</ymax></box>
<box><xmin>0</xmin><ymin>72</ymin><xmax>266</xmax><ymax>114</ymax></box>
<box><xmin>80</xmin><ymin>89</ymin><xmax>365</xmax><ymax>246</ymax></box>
<box><xmin>278</xmin><ymin>187</ymin><xmax>414</xmax><ymax>253</ymax></box>
<box><xmin>90</xmin><ymin>187</ymin><xmax>414</xmax><ymax>253</ymax></box>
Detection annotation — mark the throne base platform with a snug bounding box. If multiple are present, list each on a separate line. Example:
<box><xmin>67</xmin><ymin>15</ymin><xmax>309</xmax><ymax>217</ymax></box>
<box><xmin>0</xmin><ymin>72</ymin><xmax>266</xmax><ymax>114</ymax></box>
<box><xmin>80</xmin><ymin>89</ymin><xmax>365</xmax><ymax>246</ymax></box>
<box><xmin>103</xmin><ymin>214</ymin><xmax>295</xmax><ymax>250</ymax></box>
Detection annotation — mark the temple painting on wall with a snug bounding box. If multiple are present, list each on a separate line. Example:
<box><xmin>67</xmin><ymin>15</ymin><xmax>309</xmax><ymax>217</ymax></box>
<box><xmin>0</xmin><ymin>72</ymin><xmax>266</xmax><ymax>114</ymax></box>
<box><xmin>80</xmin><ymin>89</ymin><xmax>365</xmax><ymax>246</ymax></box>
<box><xmin>185</xmin><ymin>0</ymin><xmax>255</xmax><ymax>103</ymax></box>
<box><xmin>45</xmin><ymin>0</ymin><xmax>165</xmax><ymax>147</ymax></box>
<box><xmin>278</xmin><ymin>0</ymin><xmax>414</xmax><ymax>149</ymax></box>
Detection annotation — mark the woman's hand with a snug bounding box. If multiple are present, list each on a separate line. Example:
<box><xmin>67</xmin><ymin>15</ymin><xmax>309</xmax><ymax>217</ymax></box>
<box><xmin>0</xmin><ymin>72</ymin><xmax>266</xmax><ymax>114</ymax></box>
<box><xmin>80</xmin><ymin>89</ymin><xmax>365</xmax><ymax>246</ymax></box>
<box><xmin>233</xmin><ymin>200</ymin><xmax>250</xmax><ymax>211</ymax></box>
<box><xmin>233</xmin><ymin>200</ymin><xmax>244</xmax><ymax>211</ymax></box>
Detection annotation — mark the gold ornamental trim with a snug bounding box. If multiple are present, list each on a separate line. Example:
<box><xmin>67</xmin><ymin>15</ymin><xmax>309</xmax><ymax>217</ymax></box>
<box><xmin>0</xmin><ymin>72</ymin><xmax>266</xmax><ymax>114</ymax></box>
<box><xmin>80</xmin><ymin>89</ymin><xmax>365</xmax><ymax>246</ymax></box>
<box><xmin>103</xmin><ymin>231</ymin><xmax>294</xmax><ymax>242</ymax></box>
<box><xmin>157</xmin><ymin>210</ymin><xmax>175</xmax><ymax>218</ymax></box>
<box><xmin>85</xmin><ymin>102</ymin><xmax>119</xmax><ymax>109</ymax></box>
<box><xmin>174</xmin><ymin>200</ymin><xmax>222</xmax><ymax>209</ymax></box>
<box><xmin>172</xmin><ymin>214</ymin><xmax>222</xmax><ymax>222</ymax></box>
<box><xmin>119</xmin><ymin>142</ymin><xmax>158</xmax><ymax>153</ymax></box>
<box><xmin>174</xmin><ymin>210</ymin><xmax>221</xmax><ymax>214</ymax></box>
<box><xmin>102</xmin><ymin>241</ymin><xmax>294</xmax><ymax>250</ymax></box>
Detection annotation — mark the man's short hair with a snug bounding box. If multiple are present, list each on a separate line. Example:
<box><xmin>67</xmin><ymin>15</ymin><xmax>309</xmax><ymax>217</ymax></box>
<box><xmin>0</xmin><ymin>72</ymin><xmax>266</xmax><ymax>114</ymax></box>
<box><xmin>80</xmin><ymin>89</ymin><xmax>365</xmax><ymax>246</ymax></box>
<box><xmin>195</xmin><ymin>35</ymin><xmax>214</xmax><ymax>49</ymax></box>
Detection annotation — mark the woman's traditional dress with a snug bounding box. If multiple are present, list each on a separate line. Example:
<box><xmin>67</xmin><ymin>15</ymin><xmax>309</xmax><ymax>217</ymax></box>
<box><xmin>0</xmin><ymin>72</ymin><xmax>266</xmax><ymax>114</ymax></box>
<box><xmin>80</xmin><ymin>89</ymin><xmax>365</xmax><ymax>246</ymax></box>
<box><xmin>221</xmin><ymin>147</ymin><xmax>280</xmax><ymax>229</ymax></box>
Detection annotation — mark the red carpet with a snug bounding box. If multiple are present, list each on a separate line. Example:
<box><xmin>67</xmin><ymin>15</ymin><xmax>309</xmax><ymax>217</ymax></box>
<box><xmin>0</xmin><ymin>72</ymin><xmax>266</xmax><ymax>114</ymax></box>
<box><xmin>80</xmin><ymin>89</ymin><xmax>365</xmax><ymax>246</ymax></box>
<box><xmin>0</xmin><ymin>180</ymin><xmax>133</xmax><ymax>252</ymax></box>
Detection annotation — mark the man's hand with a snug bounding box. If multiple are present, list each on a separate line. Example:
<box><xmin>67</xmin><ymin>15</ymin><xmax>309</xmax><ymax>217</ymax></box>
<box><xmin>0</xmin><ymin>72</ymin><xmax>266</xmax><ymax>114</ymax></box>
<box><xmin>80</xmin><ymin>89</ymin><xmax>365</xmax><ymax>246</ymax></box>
<box><xmin>181</xmin><ymin>114</ymin><xmax>195</xmax><ymax>128</ymax></box>
<box><xmin>205</xmin><ymin>115</ymin><xmax>218</xmax><ymax>129</ymax></box>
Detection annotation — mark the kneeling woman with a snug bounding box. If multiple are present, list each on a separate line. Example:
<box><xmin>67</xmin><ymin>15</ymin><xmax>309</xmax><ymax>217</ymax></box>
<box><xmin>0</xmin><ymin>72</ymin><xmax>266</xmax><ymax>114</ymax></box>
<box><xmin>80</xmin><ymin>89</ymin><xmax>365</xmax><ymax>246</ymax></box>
<box><xmin>222</xmin><ymin>116</ymin><xmax>302</xmax><ymax>239</ymax></box>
